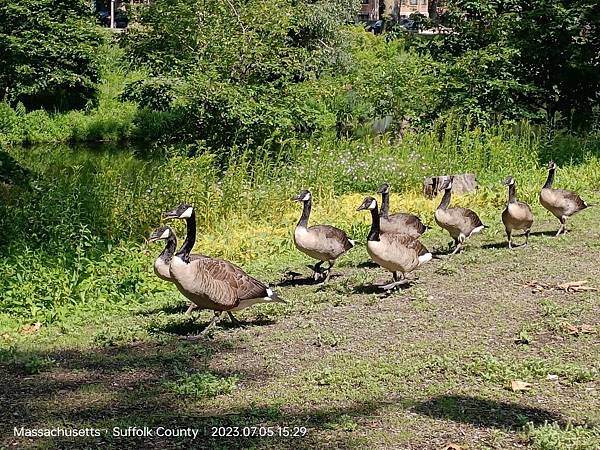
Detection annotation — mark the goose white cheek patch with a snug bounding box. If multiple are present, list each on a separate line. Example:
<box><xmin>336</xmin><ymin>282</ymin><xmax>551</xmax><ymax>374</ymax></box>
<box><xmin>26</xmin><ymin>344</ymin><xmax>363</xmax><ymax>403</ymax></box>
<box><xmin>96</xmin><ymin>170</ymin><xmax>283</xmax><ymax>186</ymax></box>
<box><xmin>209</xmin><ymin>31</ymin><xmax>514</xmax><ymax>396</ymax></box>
<box><xmin>302</xmin><ymin>193</ymin><xmax>311</xmax><ymax>201</ymax></box>
<box><xmin>160</xmin><ymin>229</ymin><xmax>170</xmax><ymax>239</ymax></box>
<box><xmin>369</xmin><ymin>200</ymin><xmax>377</xmax><ymax>209</ymax></box>
<box><xmin>180</xmin><ymin>207</ymin><xmax>193</xmax><ymax>218</ymax></box>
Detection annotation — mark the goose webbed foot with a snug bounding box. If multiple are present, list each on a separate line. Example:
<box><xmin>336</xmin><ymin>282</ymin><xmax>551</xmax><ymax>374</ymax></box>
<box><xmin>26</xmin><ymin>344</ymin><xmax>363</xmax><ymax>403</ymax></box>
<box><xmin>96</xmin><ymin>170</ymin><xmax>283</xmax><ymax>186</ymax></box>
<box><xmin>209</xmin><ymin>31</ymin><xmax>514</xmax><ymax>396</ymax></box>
<box><xmin>381</xmin><ymin>272</ymin><xmax>409</xmax><ymax>292</ymax></box>
<box><xmin>450</xmin><ymin>242</ymin><xmax>463</xmax><ymax>255</ymax></box>
<box><xmin>227</xmin><ymin>311</ymin><xmax>244</xmax><ymax>327</ymax></box>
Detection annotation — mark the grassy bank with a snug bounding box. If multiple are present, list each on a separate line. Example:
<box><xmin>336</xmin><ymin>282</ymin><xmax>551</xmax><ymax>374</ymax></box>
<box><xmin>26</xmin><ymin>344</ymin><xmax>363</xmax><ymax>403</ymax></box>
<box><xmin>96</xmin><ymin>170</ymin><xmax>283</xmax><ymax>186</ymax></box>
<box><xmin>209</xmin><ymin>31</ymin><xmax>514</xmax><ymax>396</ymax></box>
<box><xmin>1</xmin><ymin>121</ymin><xmax>599</xmax><ymax>323</ymax></box>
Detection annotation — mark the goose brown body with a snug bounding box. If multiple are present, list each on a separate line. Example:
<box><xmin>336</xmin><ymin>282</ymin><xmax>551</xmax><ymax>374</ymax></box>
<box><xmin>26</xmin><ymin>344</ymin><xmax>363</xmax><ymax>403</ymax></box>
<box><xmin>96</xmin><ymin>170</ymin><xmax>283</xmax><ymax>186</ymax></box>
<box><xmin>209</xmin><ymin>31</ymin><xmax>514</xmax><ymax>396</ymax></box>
<box><xmin>434</xmin><ymin>207</ymin><xmax>484</xmax><ymax>241</ymax></box>
<box><xmin>378</xmin><ymin>183</ymin><xmax>428</xmax><ymax>238</ymax></box>
<box><xmin>357</xmin><ymin>196</ymin><xmax>432</xmax><ymax>286</ymax></box>
<box><xmin>292</xmin><ymin>190</ymin><xmax>354</xmax><ymax>281</ymax></box>
<box><xmin>169</xmin><ymin>256</ymin><xmax>273</xmax><ymax>312</ymax></box>
<box><xmin>164</xmin><ymin>205</ymin><xmax>281</xmax><ymax>316</ymax></box>
<box><xmin>293</xmin><ymin>224</ymin><xmax>353</xmax><ymax>262</ymax></box>
<box><xmin>501</xmin><ymin>177</ymin><xmax>533</xmax><ymax>248</ymax></box>
<box><xmin>434</xmin><ymin>177</ymin><xmax>485</xmax><ymax>254</ymax></box>
<box><xmin>539</xmin><ymin>161</ymin><xmax>589</xmax><ymax>235</ymax></box>
<box><xmin>367</xmin><ymin>233</ymin><xmax>430</xmax><ymax>275</ymax></box>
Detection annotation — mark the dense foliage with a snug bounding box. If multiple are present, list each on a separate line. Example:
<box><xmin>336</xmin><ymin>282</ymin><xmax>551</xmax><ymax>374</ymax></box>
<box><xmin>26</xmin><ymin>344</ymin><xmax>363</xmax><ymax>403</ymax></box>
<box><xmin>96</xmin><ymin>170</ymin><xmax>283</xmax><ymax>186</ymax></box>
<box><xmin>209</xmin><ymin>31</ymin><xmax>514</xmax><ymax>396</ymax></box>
<box><xmin>0</xmin><ymin>0</ymin><xmax>103</xmax><ymax>110</ymax></box>
<box><xmin>430</xmin><ymin>0</ymin><xmax>600</xmax><ymax>126</ymax></box>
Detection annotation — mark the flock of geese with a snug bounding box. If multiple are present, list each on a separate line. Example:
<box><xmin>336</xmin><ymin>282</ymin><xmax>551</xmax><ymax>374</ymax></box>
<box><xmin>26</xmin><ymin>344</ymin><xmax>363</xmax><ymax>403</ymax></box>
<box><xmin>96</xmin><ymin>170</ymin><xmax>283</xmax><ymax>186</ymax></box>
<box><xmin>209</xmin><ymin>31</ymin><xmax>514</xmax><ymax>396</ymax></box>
<box><xmin>149</xmin><ymin>160</ymin><xmax>591</xmax><ymax>337</ymax></box>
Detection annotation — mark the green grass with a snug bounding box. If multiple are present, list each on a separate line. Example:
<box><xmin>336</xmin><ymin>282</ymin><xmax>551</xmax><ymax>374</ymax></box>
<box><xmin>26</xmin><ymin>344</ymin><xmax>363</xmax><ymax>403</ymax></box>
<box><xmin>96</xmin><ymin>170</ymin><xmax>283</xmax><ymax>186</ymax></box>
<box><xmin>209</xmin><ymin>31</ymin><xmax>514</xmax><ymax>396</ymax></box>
<box><xmin>1</xmin><ymin>121</ymin><xmax>600</xmax><ymax>448</ymax></box>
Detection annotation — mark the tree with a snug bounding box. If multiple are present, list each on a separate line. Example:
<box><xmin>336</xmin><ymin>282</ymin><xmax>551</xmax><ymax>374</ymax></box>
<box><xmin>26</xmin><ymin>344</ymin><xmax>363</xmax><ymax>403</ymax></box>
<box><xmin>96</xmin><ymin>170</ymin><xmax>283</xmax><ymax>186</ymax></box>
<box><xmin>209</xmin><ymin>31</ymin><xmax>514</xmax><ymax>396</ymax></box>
<box><xmin>0</xmin><ymin>0</ymin><xmax>103</xmax><ymax>110</ymax></box>
<box><xmin>121</xmin><ymin>0</ymin><xmax>361</xmax><ymax>149</ymax></box>
<box><xmin>431</xmin><ymin>0</ymin><xmax>600</xmax><ymax>127</ymax></box>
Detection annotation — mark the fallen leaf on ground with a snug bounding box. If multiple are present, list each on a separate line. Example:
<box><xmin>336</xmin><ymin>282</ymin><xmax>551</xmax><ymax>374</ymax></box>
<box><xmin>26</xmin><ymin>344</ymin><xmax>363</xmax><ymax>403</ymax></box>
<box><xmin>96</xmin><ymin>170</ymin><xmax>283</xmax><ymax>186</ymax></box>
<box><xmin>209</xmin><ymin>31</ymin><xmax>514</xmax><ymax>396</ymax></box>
<box><xmin>562</xmin><ymin>322</ymin><xmax>581</xmax><ymax>335</ymax></box>
<box><xmin>511</xmin><ymin>380</ymin><xmax>532</xmax><ymax>391</ymax></box>
<box><xmin>443</xmin><ymin>444</ymin><xmax>465</xmax><ymax>450</ymax></box>
<box><xmin>526</xmin><ymin>280</ymin><xmax>597</xmax><ymax>293</ymax></box>
<box><xmin>562</xmin><ymin>322</ymin><xmax>597</xmax><ymax>335</ymax></box>
<box><xmin>556</xmin><ymin>280</ymin><xmax>597</xmax><ymax>293</ymax></box>
<box><xmin>19</xmin><ymin>322</ymin><xmax>41</xmax><ymax>334</ymax></box>
<box><xmin>580</xmin><ymin>324</ymin><xmax>596</xmax><ymax>334</ymax></box>
<box><xmin>526</xmin><ymin>281</ymin><xmax>550</xmax><ymax>293</ymax></box>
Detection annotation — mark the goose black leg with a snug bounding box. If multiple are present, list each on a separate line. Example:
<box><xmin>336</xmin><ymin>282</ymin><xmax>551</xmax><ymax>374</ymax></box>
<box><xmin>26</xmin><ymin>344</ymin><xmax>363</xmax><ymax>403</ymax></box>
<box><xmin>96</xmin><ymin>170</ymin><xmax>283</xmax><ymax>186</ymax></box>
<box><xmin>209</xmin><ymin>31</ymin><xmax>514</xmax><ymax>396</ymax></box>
<box><xmin>199</xmin><ymin>311</ymin><xmax>222</xmax><ymax>337</ymax></box>
<box><xmin>322</xmin><ymin>261</ymin><xmax>334</xmax><ymax>284</ymax></box>
<box><xmin>556</xmin><ymin>217</ymin><xmax>566</xmax><ymax>236</ymax></box>
<box><xmin>312</xmin><ymin>261</ymin><xmax>324</xmax><ymax>281</ymax></box>
<box><xmin>451</xmin><ymin>240</ymin><xmax>463</xmax><ymax>255</ymax></box>
<box><xmin>524</xmin><ymin>229</ymin><xmax>530</xmax><ymax>246</ymax></box>
<box><xmin>185</xmin><ymin>303</ymin><xmax>197</xmax><ymax>315</ymax></box>
<box><xmin>506</xmin><ymin>229</ymin><xmax>513</xmax><ymax>249</ymax></box>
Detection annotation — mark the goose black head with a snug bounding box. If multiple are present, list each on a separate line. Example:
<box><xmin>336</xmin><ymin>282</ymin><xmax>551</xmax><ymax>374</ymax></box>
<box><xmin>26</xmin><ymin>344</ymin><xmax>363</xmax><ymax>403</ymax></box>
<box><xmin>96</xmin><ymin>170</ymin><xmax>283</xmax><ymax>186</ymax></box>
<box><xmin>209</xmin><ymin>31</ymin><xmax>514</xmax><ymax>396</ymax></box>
<box><xmin>356</xmin><ymin>196</ymin><xmax>378</xmax><ymax>211</ymax></box>
<box><xmin>503</xmin><ymin>176</ymin><xmax>515</xmax><ymax>186</ymax></box>
<box><xmin>377</xmin><ymin>183</ymin><xmax>390</xmax><ymax>194</ymax></box>
<box><xmin>548</xmin><ymin>160</ymin><xmax>557</xmax><ymax>170</ymax></box>
<box><xmin>149</xmin><ymin>226</ymin><xmax>172</xmax><ymax>242</ymax></box>
<box><xmin>440</xmin><ymin>176</ymin><xmax>454</xmax><ymax>191</ymax></box>
<box><xmin>163</xmin><ymin>204</ymin><xmax>194</xmax><ymax>220</ymax></box>
<box><xmin>292</xmin><ymin>190</ymin><xmax>311</xmax><ymax>202</ymax></box>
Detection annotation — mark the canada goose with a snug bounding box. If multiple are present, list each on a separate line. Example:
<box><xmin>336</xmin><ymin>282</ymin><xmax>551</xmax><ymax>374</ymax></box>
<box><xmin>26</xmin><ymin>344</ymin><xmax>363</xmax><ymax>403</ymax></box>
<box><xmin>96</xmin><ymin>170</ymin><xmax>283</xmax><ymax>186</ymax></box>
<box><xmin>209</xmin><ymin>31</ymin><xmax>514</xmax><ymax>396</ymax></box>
<box><xmin>164</xmin><ymin>204</ymin><xmax>284</xmax><ymax>336</ymax></box>
<box><xmin>434</xmin><ymin>176</ymin><xmax>486</xmax><ymax>255</ymax></box>
<box><xmin>357</xmin><ymin>196</ymin><xmax>432</xmax><ymax>290</ymax></box>
<box><xmin>539</xmin><ymin>161</ymin><xmax>590</xmax><ymax>236</ymax></box>
<box><xmin>292</xmin><ymin>190</ymin><xmax>355</xmax><ymax>283</ymax></box>
<box><xmin>377</xmin><ymin>183</ymin><xmax>428</xmax><ymax>238</ymax></box>
<box><xmin>149</xmin><ymin>226</ymin><xmax>206</xmax><ymax>314</ymax></box>
<box><xmin>501</xmin><ymin>177</ymin><xmax>534</xmax><ymax>249</ymax></box>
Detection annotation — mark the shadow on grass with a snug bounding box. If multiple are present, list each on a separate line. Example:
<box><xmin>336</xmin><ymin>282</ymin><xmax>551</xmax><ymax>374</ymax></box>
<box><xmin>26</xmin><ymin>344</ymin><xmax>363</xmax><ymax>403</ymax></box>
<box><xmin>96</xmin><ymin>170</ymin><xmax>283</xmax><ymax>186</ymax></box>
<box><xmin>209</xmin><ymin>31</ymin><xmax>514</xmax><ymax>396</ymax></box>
<box><xmin>412</xmin><ymin>395</ymin><xmax>565</xmax><ymax>429</ymax></box>
<box><xmin>137</xmin><ymin>303</ymin><xmax>192</xmax><ymax>316</ymax></box>
<box><xmin>150</xmin><ymin>315</ymin><xmax>275</xmax><ymax>337</ymax></box>
<box><xmin>0</xmin><ymin>339</ymin><xmax>387</xmax><ymax>449</ymax></box>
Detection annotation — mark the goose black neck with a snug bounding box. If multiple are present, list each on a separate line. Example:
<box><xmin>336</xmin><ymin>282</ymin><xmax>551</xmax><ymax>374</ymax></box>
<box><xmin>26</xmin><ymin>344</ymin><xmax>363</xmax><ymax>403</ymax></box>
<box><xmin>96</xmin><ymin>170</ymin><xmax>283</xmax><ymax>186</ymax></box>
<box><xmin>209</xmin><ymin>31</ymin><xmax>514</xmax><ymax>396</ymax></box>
<box><xmin>507</xmin><ymin>184</ymin><xmax>517</xmax><ymax>204</ymax></box>
<box><xmin>367</xmin><ymin>207</ymin><xmax>381</xmax><ymax>242</ymax></box>
<box><xmin>438</xmin><ymin>188</ymin><xmax>451</xmax><ymax>210</ymax></box>
<box><xmin>297</xmin><ymin>199</ymin><xmax>311</xmax><ymax>228</ymax></box>
<box><xmin>176</xmin><ymin>211</ymin><xmax>196</xmax><ymax>262</ymax></box>
<box><xmin>543</xmin><ymin>168</ymin><xmax>555</xmax><ymax>189</ymax></box>
<box><xmin>159</xmin><ymin>235</ymin><xmax>177</xmax><ymax>264</ymax></box>
<box><xmin>380</xmin><ymin>191</ymin><xmax>390</xmax><ymax>219</ymax></box>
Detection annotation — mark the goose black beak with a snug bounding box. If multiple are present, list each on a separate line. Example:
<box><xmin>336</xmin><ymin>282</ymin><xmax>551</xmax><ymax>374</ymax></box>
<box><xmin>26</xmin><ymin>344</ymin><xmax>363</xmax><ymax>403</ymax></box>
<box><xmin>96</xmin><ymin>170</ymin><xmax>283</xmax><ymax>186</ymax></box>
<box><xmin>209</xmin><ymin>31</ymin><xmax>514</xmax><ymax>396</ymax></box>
<box><xmin>163</xmin><ymin>209</ymin><xmax>180</xmax><ymax>220</ymax></box>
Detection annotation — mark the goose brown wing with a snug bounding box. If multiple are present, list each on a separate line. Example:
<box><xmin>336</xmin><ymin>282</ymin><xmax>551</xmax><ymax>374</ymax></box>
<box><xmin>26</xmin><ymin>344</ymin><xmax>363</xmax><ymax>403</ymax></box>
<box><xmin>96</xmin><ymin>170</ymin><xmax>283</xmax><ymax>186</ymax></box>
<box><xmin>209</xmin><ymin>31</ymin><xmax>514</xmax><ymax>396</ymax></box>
<box><xmin>203</xmin><ymin>258</ymin><xmax>269</xmax><ymax>301</ymax></box>
<box><xmin>388</xmin><ymin>213</ymin><xmax>428</xmax><ymax>234</ymax></box>
<box><xmin>382</xmin><ymin>233</ymin><xmax>429</xmax><ymax>255</ymax></box>
<box><xmin>309</xmin><ymin>224</ymin><xmax>354</xmax><ymax>250</ymax></box>
<box><xmin>455</xmin><ymin>207</ymin><xmax>484</xmax><ymax>228</ymax></box>
<box><xmin>554</xmin><ymin>188</ymin><xmax>588</xmax><ymax>213</ymax></box>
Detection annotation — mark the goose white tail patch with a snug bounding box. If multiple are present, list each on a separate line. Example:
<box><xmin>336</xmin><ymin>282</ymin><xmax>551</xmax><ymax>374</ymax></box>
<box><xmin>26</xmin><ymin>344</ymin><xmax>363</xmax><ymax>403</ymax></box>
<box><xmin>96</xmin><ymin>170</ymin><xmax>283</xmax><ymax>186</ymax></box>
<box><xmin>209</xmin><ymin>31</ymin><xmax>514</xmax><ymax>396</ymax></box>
<box><xmin>418</xmin><ymin>253</ymin><xmax>433</xmax><ymax>264</ymax></box>
<box><xmin>265</xmin><ymin>288</ymin><xmax>285</xmax><ymax>303</ymax></box>
<box><xmin>348</xmin><ymin>239</ymin><xmax>356</xmax><ymax>247</ymax></box>
<box><xmin>470</xmin><ymin>225</ymin><xmax>484</xmax><ymax>235</ymax></box>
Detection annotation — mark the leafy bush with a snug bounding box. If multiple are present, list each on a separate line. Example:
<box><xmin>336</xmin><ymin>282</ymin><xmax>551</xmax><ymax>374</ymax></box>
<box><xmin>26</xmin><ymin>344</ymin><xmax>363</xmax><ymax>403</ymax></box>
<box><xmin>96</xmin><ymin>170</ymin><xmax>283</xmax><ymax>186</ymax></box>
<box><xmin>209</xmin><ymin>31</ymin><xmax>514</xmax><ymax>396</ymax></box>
<box><xmin>0</xmin><ymin>0</ymin><xmax>104</xmax><ymax>110</ymax></box>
